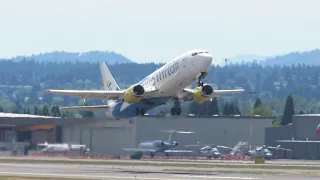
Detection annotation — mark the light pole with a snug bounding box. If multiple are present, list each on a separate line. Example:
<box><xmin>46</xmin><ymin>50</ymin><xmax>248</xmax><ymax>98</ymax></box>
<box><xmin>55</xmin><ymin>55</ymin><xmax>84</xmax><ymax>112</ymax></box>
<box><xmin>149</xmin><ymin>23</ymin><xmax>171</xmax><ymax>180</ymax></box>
<box><xmin>249</xmin><ymin>91</ymin><xmax>256</xmax><ymax>151</ymax></box>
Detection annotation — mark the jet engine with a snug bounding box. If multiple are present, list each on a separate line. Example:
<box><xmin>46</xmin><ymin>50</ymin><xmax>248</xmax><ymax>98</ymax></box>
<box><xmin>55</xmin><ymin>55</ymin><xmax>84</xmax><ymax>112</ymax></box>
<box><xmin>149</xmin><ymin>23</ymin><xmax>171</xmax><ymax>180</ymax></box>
<box><xmin>154</xmin><ymin>141</ymin><xmax>165</xmax><ymax>147</ymax></box>
<box><xmin>193</xmin><ymin>84</ymin><xmax>214</xmax><ymax>104</ymax></box>
<box><xmin>123</xmin><ymin>84</ymin><xmax>145</xmax><ymax>103</ymax></box>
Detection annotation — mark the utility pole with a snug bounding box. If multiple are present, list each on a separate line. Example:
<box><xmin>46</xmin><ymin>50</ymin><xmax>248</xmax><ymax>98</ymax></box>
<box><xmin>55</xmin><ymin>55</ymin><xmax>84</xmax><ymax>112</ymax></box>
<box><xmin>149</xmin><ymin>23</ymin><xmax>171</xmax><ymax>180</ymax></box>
<box><xmin>224</xmin><ymin>58</ymin><xmax>229</xmax><ymax>67</ymax></box>
<box><xmin>248</xmin><ymin>90</ymin><xmax>256</xmax><ymax>151</ymax></box>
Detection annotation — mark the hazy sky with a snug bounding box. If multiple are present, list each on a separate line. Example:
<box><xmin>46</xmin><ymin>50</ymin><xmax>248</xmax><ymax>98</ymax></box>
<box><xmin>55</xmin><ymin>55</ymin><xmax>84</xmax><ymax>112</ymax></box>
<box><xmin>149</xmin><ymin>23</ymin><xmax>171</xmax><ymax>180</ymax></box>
<box><xmin>1</xmin><ymin>0</ymin><xmax>320</xmax><ymax>64</ymax></box>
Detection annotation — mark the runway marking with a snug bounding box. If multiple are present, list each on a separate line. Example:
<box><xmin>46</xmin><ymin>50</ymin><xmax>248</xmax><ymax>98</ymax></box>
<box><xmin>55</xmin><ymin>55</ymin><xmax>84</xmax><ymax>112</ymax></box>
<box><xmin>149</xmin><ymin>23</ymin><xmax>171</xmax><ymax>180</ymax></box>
<box><xmin>0</xmin><ymin>172</ymin><xmax>260</xmax><ymax>180</ymax></box>
<box><xmin>175</xmin><ymin>175</ymin><xmax>260</xmax><ymax>179</ymax></box>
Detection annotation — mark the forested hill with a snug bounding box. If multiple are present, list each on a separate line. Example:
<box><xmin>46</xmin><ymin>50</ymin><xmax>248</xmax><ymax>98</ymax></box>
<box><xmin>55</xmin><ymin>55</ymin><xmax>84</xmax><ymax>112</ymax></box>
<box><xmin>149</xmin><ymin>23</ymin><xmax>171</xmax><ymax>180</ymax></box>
<box><xmin>261</xmin><ymin>49</ymin><xmax>320</xmax><ymax>66</ymax></box>
<box><xmin>1</xmin><ymin>60</ymin><xmax>320</xmax><ymax>116</ymax></box>
<box><xmin>0</xmin><ymin>51</ymin><xmax>132</xmax><ymax>65</ymax></box>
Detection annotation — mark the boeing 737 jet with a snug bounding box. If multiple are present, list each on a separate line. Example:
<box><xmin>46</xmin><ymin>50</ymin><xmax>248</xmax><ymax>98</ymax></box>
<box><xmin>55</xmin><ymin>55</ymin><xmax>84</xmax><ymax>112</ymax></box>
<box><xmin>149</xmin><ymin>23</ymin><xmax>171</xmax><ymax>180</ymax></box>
<box><xmin>44</xmin><ymin>49</ymin><xmax>244</xmax><ymax>119</ymax></box>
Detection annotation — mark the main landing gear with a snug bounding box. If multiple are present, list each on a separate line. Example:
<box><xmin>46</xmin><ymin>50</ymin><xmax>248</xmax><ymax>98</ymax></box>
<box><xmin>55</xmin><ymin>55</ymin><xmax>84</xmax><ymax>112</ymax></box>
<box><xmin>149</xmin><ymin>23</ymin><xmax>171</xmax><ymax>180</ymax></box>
<box><xmin>136</xmin><ymin>108</ymin><xmax>145</xmax><ymax>116</ymax></box>
<box><xmin>171</xmin><ymin>98</ymin><xmax>181</xmax><ymax>116</ymax></box>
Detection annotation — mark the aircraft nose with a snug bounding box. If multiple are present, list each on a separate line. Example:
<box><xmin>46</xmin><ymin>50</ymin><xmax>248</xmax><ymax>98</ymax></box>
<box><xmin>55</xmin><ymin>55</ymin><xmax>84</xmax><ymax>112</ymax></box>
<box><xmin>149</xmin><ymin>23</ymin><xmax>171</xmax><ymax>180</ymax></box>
<box><xmin>198</xmin><ymin>53</ymin><xmax>213</xmax><ymax>65</ymax></box>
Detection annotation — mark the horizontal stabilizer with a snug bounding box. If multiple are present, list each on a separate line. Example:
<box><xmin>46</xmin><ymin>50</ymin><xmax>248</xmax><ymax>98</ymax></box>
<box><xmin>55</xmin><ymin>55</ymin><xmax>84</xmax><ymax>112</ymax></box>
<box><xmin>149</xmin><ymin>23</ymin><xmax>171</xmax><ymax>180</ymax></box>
<box><xmin>60</xmin><ymin>105</ymin><xmax>110</xmax><ymax>111</ymax></box>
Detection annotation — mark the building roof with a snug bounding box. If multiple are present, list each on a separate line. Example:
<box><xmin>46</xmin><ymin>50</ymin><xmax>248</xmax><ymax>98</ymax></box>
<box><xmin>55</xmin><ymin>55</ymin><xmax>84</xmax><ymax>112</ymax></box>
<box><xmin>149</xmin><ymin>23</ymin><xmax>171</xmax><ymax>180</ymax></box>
<box><xmin>294</xmin><ymin>114</ymin><xmax>320</xmax><ymax>117</ymax></box>
<box><xmin>0</xmin><ymin>113</ymin><xmax>60</xmax><ymax>119</ymax></box>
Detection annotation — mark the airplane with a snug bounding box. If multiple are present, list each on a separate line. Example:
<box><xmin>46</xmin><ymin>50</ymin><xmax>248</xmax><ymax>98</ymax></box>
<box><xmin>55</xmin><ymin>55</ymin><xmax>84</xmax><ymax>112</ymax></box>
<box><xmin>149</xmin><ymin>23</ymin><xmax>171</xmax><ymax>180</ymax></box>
<box><xmin>230</xmin><ymin>142</ymin><xmax>292</xmax><ymax>159</ymax></box>
<box><xmin>122</xmin><ymin>130</ymin><xmax>194</xmax><ymax>159</ymax></box>
<box><xmin>37</xmin><ymin>141</ymin><xmax>86</xmax><ymax>153</ymax></box>
<box><xmin>185</xmin><ymin>141</ymin><xmax>234</xmax><ymax>158</ymax></box>
<box><xmin>44</xmin><ymin>49</ymin><xmax>245</xmax><ymax>120</ymax></box>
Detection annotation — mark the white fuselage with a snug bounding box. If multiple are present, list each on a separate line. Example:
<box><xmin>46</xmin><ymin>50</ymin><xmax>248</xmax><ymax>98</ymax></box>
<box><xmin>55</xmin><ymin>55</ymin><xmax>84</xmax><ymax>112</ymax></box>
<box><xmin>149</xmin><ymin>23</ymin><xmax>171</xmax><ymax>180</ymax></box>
<box><xmin>109</xmin><ymin>49</ymin><xmax>212</xmax><ymax>119</ymax></box>
<box><xmin>139</xmin><ymin>50</ymin><xmax>212</xmax><ymax>97</ymax></box>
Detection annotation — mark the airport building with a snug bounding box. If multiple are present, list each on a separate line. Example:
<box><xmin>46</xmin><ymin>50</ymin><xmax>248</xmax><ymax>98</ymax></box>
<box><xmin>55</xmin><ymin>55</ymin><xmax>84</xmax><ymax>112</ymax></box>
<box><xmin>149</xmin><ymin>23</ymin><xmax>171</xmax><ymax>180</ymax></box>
<box><xmin>265</xmin><ymin>114</ymin><xmax>320</xmax><ymax>160</ymax></box>
<box><xmin>0</xmin><ymin>113</ymin><xmax>274</xmax><ymax>156</ymax></box>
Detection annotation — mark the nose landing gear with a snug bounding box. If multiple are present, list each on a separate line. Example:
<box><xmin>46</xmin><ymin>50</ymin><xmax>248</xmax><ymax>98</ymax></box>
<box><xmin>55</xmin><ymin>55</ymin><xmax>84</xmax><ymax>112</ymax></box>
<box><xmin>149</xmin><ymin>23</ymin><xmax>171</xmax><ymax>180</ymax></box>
<box><xmin>198</xmin><ymin>72</ymin><xmax>207</xmax><ymax>87</ymax></box>
<box><xmin>171</xmin><ymin>98</ymin><xmax>181</xmax><ymax>116</ymax></box>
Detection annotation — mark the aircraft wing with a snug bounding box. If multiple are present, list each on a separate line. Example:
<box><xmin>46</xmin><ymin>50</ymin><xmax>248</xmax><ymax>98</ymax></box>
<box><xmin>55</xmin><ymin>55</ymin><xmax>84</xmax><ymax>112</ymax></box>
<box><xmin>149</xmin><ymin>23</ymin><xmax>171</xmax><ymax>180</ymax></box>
<box><xmin>60</xmin><ymin>105</ymin><xmax>110</xmax><ymax>111</ymax></box>
<box><xmin>44</xmin><ymin>87</ymin><xmax>158</xmax><ymax>101</ymax></box>
<box><xmin>44</xmin><ymin>89</ymin><xmax>125</xmax><ymax>101</ymax></box>
<box><xmin>122</xmin><ymin>148</ymin><xmax>157</xmax><ymax>152</ymax></box>
<box><xmin>164</xmin><ymin>150</ymin><xmax>194</xmax><ymax>153</ymax></box>
<box><xmin>181</xmin><ymin>88</ymin><xmax>245</xmax><ymax>101</ymax></box>
<box><xmin>71</xmin><ymin>145</ymin><xmax>86</xmax><ymax>149</ymax></box>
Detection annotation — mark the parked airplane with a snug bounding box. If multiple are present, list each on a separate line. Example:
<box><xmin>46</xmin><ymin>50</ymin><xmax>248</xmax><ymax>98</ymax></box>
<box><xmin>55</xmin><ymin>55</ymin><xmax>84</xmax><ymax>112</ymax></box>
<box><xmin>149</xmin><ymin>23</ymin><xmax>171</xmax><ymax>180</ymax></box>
<box><xmin>44</xmin><ymin>49</ymin><xmax>245</xmax><ymax>119</ymax></box>
<box><xmin>123</xmin><ymin>130</ymin><xmax>194</xmax><ymax>159</ymax></box>
<box><xmin>230</xmin><ymin>141</ymin><xmax>292</xmax><ymax>159</ymax></box>
<box><xmin>185</xmin><ymin>141</ymin><xmax>234</xmax><ymax>158</ymax></box>
<box><xmin>37</xmin><ymin>142</ymin><xmax>86</xmax><ymax>153</ymax></box>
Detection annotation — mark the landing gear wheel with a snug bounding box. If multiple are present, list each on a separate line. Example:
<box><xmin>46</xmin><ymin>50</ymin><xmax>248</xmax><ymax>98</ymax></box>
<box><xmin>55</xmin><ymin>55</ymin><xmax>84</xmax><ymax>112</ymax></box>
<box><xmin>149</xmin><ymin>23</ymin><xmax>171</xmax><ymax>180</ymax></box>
<box><xmin>176</xmin><ymin>108</ymin><xmax>181</xmax><ymax>115</ymax></box>
<box><xmin>150</xmin><ymin>152</ymin><xmax>155</xmax><ymax>158</ymax></box>
<box><xmin>140</xmin><ymin>108</ymin><xmax>145</xmax><ymax>116</ymax></box>
<box><xmin>171</xmin><ymin>108</ymin><xmax>176</xmax><ymax>115</ymax></box>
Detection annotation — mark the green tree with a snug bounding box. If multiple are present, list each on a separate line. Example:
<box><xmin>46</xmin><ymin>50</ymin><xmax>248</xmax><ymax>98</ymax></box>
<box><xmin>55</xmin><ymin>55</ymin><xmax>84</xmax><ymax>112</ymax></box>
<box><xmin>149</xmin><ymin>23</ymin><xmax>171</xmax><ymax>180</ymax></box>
<box><xmin>254</xmin><ymin>98</ymin><xmax>262</xmax><ymax>108</ymax></box>
<box><xmin>207</xmin><ymin>97</ymin><xmax>219</xmax><ymax>115</ymax></box>
<box><xmin>34</xmin><ymin>106</ymin><xmax>39</xmax><ymax>115</ymax></box>
<box><xmin>281</xmin><ymin>94</ymin><xmax>295</xmax><ymax>125</ymax></box>
<box><xmin>0</xmin><ymin>106</ymin><xmax>3</xmax><ymax>112</ymax></box>
<box><xmin>299</xmin><ymin>110</ymin><xmax>305</xmax><ymax>114</ymax></box>
<box><xmin>253</xmin><ymin>106</ymin><xmax>273</xmax><ymax>116</ymax></box>
<box><xmin>11</xmin><ymin>108</ymin><xmax>19</xmax><ymax>114</ymax></box>
<box><xmin>42</xmin><ymin>105</ymin><xmax>50</xmax><ymax>116</ymax></box>
<box><xmin>188</xmin><ymin>101</ymin><xmax>200</xmax><ymax>115</ymax></box>
<box><xmin>223</xmin><ymin>102</ymin><xmax>229</xmax><ymax>115</ymax></box>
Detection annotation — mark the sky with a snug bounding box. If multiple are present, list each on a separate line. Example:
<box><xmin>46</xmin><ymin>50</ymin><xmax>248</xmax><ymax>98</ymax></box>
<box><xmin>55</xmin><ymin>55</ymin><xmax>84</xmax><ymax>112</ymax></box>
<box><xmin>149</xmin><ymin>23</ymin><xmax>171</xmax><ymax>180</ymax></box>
<box><xmin>0</xmin><ymin>0</ymin><xmax>320</xmax><ymax>65</ymax></box>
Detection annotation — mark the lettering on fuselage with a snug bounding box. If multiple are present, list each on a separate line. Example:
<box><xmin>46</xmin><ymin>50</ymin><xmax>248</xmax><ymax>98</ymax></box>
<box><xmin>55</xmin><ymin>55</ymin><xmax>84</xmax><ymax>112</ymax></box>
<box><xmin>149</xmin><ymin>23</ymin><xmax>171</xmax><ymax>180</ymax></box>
<box><xmin>141</xmin><ymin>59</ymin><xmax>180</xmax><ymax>87</ymax></box>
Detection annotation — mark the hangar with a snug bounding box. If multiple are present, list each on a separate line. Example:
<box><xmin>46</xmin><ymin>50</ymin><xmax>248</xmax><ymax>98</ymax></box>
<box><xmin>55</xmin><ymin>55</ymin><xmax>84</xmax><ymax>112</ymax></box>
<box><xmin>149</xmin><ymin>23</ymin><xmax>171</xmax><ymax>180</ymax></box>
<box><xmin>265</xmin><ymin>114</ymin><xmax>320</xmax><ymax>160</ymax></box>
<box><xmin>0</xmin><ymin>113</ymin><xmax>274</xmax><ymax>156</ymax></box>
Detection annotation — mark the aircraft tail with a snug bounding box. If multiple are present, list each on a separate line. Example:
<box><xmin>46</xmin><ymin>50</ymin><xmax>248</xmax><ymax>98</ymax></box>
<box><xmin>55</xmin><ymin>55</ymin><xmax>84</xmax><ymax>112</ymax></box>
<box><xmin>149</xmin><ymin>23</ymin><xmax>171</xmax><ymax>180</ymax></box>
<box><xmin>100</xmin><ymin>62</ymin><xmax>120</xmax><ymax>91</ymax></box>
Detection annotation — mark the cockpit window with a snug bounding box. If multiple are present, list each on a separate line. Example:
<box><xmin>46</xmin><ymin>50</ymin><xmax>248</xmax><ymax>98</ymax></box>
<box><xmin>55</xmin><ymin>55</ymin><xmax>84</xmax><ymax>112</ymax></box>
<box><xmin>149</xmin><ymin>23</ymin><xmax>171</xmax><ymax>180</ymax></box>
<box><xmin>191</xmin><ymin>51</ymin><xmax>208</xmax><ymax>56</ymax></box>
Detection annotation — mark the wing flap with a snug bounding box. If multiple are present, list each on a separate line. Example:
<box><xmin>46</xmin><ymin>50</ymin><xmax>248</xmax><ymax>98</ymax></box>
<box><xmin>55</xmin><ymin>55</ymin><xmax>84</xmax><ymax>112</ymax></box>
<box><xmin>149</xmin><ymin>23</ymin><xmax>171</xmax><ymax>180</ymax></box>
<box><xmin>44</xmin><ymin>89</ymin><xmax>125</xmax><ymax>100</ymax></box>
<box><xmin>60</xmin><ymin>105</ymin><xmax>110</xmax><ymax>111</ymax></box>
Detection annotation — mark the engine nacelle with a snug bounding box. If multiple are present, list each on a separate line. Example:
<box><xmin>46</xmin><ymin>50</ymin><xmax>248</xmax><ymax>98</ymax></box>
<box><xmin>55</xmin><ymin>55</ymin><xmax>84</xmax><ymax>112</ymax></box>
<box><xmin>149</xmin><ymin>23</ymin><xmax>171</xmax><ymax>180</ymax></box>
<box><xmin>123</xmin><ymin>84</ymin><xmax>145</xmax><ymax>103</ymax></box>
<box><xmin>193</xmin><ymin>84</ymin><xmax>214</xmax><ymax>104</ymax></box>
<box><xmin>174</xmin><ymin>141</ymin><xmax>178</xmax><ymax>147</ymax></box>
<box><xmin>154</xmin><ymin>141</ymin><xmax>165</xmax><ymax>147</ymax></box>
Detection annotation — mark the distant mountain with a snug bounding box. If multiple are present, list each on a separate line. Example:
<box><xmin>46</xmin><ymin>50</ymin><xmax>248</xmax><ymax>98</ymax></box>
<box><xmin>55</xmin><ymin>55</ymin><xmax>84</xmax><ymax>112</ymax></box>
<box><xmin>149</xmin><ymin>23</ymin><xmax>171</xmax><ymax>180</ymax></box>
<box><xmin>230</xmin><ymin>54</ymin><xmax>268</xmax><ymax>64</ymax></box>
<box><xmin>2</xmin><ymin>51</ymin><xmax>133</xmax><ymax>65</ymax></box>
<box><xmin>261</xmin><ymin>49</ymin><xmax>320</xmax><ymax>66</ymax></box>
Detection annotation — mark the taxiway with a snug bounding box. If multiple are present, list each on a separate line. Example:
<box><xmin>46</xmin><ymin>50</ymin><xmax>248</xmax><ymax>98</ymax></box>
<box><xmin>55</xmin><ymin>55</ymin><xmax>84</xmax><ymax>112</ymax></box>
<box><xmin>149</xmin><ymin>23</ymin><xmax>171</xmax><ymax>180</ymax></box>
<box><xmin>0</xmin><ymin>162</ymin><xmax>319</xmax><ymax>180</ymax></box>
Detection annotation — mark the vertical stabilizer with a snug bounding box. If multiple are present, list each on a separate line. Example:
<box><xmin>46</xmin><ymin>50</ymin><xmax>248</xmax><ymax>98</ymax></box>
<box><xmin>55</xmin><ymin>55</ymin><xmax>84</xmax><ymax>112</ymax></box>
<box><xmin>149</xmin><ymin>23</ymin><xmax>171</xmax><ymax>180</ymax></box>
<box><xmin>100</xmin><ymin>62</ymin><xmax>120</xmax><ymax>91</ymax></box>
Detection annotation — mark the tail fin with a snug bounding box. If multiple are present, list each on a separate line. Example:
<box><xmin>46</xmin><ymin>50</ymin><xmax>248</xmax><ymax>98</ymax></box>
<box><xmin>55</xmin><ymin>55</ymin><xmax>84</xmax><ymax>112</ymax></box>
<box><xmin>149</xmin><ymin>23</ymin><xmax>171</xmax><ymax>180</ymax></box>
<box><xmin>100</xmin><ymin>62</ymin><xmax>120</xmax><ymax>91</ymax></box>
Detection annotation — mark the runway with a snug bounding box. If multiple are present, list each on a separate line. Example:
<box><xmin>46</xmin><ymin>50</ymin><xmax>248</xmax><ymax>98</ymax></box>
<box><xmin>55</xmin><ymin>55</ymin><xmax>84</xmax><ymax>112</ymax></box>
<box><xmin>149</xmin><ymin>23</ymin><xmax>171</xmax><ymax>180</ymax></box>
<box><xmin>0</xmin><ymin>163</ymin><xmax>319</xmax><ymax>180</ymax></box>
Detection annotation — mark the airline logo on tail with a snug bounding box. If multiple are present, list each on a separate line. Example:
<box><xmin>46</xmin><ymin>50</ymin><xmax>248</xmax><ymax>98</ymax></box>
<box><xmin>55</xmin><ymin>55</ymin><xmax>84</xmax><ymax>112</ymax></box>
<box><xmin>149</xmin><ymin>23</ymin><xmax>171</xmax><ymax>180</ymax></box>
<box><xmin>316</xmin><ymin>123</ymin><xmax>320</xmax><ymax>135</ymax></box>
<box><xmin>106</xmin><ymin>80</ymin><xmax>112</xmax><ymax>90</ymax></box>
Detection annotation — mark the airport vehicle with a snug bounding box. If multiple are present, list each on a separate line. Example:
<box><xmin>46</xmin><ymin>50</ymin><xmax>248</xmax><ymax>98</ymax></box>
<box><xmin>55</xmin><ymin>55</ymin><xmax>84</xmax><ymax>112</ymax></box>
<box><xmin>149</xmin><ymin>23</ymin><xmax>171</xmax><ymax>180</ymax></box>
<box><xmin>44</xmin><ymin>49</ymin><xmax>244</xmax><ymax>119</ymax></box>
<box><xmin>185</xmin><ymin>141</ymin><xmax>233</xmax><ymax>158</ymax></box>
<box><xmin>123</xmin><ymin>130</ymin><xmax>194</xmax><ymax>159</ymax></box>
<box><xmin>37</xmin><ymin>142</ymin><xmax>86</xmax><ymax>153</ymax></box>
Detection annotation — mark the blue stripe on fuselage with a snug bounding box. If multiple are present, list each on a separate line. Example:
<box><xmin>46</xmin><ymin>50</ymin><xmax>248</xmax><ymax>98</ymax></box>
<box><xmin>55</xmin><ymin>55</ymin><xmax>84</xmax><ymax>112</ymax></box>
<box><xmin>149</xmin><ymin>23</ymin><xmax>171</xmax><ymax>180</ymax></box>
<box><xmin>112</xmin><ymin>96</ymin><xmax>171</xmax><ymax>119</ymax></box>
